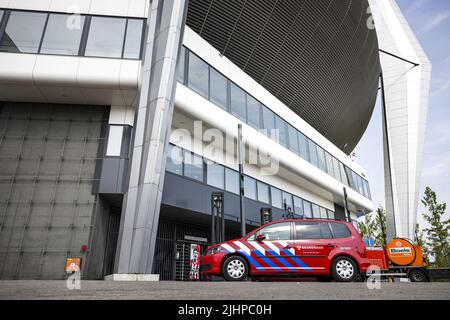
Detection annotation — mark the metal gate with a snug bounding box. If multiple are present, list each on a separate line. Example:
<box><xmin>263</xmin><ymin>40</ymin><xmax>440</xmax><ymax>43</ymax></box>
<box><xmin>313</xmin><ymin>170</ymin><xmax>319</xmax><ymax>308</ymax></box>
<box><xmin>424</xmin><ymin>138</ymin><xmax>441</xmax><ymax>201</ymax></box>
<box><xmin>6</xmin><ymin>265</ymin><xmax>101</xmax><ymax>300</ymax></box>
<box><xmin>175</xmin><ymin>241</ymin><xmax>208</xmax><ymax>281</ymax></box>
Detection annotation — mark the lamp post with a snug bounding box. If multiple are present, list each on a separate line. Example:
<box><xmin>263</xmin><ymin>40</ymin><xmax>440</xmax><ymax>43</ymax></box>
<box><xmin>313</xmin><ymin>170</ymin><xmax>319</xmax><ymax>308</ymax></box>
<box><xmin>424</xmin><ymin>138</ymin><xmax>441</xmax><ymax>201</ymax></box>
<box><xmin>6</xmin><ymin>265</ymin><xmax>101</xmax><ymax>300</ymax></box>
<box><xmin>211</xmin><ymin>192</ymin><xmax>224</xmax><ymax>244</ymax></box>
<box><xmin>260</xmin><ymin>208</ymin><xmax>272</xmax><ymax>225</ymax></box>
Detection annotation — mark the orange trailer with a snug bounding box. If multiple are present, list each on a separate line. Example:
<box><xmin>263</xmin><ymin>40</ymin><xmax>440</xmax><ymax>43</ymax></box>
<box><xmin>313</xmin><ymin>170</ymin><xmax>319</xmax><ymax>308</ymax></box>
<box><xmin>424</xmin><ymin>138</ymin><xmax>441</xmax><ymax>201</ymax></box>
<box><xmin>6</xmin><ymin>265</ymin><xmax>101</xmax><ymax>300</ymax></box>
<box><xmin>366</xmin><ymin>238</ymin><xmax>429</xmax><ymax>282</ymax></box>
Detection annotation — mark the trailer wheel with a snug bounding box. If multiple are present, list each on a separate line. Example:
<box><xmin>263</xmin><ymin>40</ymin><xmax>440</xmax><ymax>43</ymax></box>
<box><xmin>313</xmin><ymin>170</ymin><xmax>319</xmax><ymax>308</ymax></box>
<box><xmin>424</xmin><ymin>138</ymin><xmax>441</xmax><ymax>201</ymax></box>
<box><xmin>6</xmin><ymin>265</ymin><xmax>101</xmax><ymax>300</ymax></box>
<box><xmin>408</xmin><ymin>269</ymin><xmax>427</xmax><ymax>282</ymax></box>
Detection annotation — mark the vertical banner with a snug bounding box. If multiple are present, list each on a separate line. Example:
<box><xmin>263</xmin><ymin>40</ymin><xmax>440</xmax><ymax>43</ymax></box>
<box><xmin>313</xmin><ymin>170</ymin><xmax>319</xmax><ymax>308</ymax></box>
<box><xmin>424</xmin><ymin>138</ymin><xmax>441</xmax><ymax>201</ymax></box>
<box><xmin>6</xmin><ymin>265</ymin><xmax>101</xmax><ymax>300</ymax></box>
<box><xmin>189</xmin><ymin>244</ymin><xmax>201</xmax><ymax>280</ymax></box>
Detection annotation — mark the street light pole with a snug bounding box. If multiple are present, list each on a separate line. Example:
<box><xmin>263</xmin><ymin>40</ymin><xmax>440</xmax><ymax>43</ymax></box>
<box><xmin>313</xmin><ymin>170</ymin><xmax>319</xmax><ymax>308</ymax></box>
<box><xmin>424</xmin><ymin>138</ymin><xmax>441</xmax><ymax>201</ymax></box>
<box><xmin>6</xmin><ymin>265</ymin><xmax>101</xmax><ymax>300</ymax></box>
<box><xmin>238</xmin><ymin>124</ymin><xmax>246</xmax><ymax>237</ymax></box>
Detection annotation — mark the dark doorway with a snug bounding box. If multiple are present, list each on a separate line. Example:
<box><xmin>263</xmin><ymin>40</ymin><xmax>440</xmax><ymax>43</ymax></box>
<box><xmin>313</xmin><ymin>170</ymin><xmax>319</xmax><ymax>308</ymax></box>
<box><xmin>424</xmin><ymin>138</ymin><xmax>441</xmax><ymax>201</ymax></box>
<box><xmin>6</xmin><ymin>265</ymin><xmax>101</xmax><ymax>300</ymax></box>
<box><xmin>102</xmin><ymin>207</ymin><xmax>121</xmax><ymax>277</ymax></box>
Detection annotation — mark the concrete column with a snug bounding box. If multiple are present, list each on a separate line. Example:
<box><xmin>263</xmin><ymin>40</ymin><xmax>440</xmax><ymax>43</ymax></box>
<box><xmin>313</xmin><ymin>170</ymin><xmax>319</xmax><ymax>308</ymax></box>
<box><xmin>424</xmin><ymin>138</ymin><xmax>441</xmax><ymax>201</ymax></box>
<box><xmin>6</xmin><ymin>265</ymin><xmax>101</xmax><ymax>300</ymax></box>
<box><xmin>113</xmin><ymin>0</ymin><xmax>188</xmax><ymax>276</ymax></box>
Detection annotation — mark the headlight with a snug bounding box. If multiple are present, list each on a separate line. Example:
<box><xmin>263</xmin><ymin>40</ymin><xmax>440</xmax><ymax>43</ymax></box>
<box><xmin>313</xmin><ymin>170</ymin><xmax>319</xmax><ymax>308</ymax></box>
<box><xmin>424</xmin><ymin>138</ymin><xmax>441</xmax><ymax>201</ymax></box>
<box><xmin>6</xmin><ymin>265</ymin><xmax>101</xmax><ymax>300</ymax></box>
<box><xmin>205</xmin><ymin>246</ymin><xmax>221</xmax><ymax>255</ymax></box>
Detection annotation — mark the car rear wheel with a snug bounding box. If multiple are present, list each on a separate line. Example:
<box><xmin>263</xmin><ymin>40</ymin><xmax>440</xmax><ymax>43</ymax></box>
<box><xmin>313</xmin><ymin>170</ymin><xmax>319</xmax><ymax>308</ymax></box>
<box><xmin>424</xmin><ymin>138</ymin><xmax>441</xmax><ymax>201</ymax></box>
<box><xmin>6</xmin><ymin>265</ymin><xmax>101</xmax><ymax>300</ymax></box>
<box><xmin>331</xmin><ymin>257</ymin><xmax>358</xmax><ymax>282</ymax></box>
<box><xmin>222</xmin><ymin>256</ymin><xmax>249</xmax><ymax>281</ymax></box>
<box><xmin>408</xmin><ymin>269</ymin><xmax>427</xmax><ymax>282</ymax></box>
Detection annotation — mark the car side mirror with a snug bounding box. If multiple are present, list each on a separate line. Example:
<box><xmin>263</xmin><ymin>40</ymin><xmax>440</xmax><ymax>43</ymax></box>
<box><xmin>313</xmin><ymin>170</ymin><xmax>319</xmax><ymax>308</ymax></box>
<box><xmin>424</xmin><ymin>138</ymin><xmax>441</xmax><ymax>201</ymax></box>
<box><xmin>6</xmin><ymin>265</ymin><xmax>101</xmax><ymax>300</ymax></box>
<box><xmin>256</xmin><ymin>234</ymin><xmax>266</xmax><ymax>242</ymax></box>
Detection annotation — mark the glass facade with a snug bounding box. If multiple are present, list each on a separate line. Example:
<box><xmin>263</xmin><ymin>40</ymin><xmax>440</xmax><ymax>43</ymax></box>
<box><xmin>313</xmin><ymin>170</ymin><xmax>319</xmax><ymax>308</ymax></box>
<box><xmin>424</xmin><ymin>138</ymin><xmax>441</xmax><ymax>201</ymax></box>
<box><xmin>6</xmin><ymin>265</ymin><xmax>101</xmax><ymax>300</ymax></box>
<box><xmin>178</xmin><ymin>46</ymin><xmax>372</xmax><ymax>200</ymax></box>
<box><xmin>247</xmin><ymin>95</ymin><xmax>261</xmax><ymax>129</ymax></box>
<box><xmin>0</xmin><ymin>9</ymin><xmax>144</xmax><ymax>59</ymax></box>
<box><xmin>188</xmin><ymin>51</ymin><xmax>209</xmax><ymax>99</ymax></box>
<box><xmin>244</xmin><ymin>176</ymin><xmax>257</xmax><ymax>200</ymax></box>
<box><xmin>230</xmin><ymin>82</ymin><xmax>247</xmax><ymax>122</ymax></box>
<box><xmin>84</xmin><ymin>17</ymin><xmax>126</xmax><ymax>58</ymax></box>
<box><xmin>225</xmin><ymin>168</ymin><xmax>239</xmax><ymax>195</ymax></box>
<box><xmin>209</xmin><ymin>68</ymin><xmax>228</xmax><ymax>110</ymax></box>
<box><xmin>40</xmin><ymin>13</ymin><xmax>85</xmax><ymax>55</ymax></box>
<box><xmin>257</xmin><ymin>181</ymin><xmax>270</xmax><ymax>204</ymax></box>
<box><xmin>123</xmin><ymin>19</ymin><xmax>144</xmax><ymax>59</ymax></box>
<box><xmin>183</xmin><ymin>152</ymin><xmax>203</xmax><ymax>182</ymax></box>
<box><xmin>0</xmin><ymin>11</ymin><xmax>47</xmax><ymax>53</ymax></box>
<box><xmin>206</xmin><ymin>161</ymin><xmax>224</xmax><ymax>189</ymax></box>
<box><xmin>166</xmin><ymin>144</ymin><xmax>337</xmax><ymax>220</ymax></box>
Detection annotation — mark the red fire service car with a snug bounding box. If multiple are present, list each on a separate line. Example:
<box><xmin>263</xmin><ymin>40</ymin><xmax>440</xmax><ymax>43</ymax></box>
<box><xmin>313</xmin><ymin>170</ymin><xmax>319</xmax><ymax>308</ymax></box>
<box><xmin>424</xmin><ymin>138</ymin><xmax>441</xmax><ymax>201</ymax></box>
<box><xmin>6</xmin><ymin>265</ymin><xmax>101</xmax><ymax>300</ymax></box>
<box><xmin>201</xmin><ymin>219</ymin><xmax>370</xmax><ymax>282</ymax></box>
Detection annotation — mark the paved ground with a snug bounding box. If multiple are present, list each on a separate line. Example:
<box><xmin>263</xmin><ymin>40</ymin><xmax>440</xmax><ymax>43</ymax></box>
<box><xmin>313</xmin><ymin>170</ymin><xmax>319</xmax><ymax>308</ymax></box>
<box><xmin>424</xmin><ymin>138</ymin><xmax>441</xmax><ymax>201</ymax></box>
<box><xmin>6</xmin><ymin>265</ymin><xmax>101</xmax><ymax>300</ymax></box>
<box><xmin>0</xmin><ymin>280</ymin><xmax>449</xmax><ymax>300</ymax></box>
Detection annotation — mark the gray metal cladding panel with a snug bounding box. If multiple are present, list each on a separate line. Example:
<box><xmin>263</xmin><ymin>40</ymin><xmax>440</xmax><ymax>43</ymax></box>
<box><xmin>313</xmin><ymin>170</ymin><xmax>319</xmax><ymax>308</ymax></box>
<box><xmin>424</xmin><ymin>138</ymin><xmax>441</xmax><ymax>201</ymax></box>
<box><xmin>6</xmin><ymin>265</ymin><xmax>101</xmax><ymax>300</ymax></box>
<box><xmin>186</xmin><ymin>0</ymin><xmax>381</xmax><ymax>154</ymax></box>
<box><xmin>0</xmin><ymin>102</ymin><xmax>108</xmax><ymax>279</ymax></box>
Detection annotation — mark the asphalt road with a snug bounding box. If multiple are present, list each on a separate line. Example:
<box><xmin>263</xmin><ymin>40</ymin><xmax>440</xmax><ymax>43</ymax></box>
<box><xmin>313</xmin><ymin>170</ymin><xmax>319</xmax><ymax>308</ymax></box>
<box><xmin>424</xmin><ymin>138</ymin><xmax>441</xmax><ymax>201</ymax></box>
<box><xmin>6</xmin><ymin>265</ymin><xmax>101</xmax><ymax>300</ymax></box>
<box><xmin>0</xmin><ymin>280</ymin><xmax>449</xmax><ymax>300</ymax></box>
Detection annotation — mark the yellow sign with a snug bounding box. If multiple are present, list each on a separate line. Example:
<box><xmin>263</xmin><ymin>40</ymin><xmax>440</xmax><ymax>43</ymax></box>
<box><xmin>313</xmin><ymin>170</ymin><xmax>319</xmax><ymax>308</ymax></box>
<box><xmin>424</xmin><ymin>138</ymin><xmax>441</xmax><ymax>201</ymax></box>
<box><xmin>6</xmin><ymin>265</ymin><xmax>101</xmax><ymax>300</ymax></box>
<box><xmin>65</xmin><ymin>258</ymin><xmax>81</xmax><ymax>273</ymax></box>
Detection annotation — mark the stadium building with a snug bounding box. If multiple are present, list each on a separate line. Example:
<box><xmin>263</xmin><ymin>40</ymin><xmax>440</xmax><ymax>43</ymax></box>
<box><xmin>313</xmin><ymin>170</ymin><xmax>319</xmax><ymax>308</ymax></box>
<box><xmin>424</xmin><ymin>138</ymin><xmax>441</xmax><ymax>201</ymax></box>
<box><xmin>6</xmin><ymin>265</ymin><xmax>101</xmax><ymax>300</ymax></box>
<box><xmin>0</xmin><ymin>0</ymin><xmax>430</xmax><ymax>280</ymax></box>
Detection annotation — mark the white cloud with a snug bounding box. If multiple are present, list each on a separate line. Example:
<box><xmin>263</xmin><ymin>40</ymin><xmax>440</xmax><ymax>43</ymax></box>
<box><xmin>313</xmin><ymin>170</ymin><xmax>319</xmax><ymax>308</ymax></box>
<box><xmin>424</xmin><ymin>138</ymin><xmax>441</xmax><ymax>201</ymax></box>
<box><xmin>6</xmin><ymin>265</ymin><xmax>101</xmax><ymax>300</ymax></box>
<box><xmin>405</xmin><ymin>0</ymin><xmax>432</xmax><ymax>15</ymax></box>
<box><xmin>420</xmin><ymin>11</ymin><xmax>450</xmax><ymax>35</ymax></box>
<box><xmin>422</xmin><ymin>152</ymin><xmax>450</xmax><ymax>179</ymax></box>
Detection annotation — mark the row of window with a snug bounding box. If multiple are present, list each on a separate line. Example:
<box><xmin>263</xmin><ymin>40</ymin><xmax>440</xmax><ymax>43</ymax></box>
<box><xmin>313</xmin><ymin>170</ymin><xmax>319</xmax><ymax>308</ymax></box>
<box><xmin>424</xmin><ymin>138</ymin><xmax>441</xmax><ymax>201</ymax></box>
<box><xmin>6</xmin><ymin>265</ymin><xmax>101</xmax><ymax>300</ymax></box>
<box><xmin>166</xmin><ymin>144</ymin><xmax>337</xmax><ymax>220</ymax></box>
<box><xmin>177</xmin><ymin>46</ymin><xmax>372</xmax><ymax>200</ymax></box>
<box><xmin>248</xmin><ymin>221</ymin><xmax>352</xmax><ymax>241</ymax></box>
<box><xmin>0</xmin><ymin>9</ymin><xmax>144</xmax><ymax>59</ymax></box>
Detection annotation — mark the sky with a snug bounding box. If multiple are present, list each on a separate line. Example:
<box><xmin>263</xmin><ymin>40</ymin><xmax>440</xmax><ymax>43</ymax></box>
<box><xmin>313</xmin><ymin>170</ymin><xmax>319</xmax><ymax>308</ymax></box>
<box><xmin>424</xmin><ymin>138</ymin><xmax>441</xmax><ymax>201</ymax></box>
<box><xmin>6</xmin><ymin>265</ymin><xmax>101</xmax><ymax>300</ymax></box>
<box><xmin>355</xmin><ymin>0</ymin><xmax>450</xmax><ymax>229</ymax></box>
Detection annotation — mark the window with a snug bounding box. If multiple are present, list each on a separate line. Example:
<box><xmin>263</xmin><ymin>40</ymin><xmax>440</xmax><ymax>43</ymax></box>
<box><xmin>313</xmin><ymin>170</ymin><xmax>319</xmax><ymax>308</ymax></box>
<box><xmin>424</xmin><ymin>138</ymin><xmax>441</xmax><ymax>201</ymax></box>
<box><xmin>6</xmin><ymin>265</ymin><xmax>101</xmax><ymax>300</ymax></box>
<box><xmin>106</xmin><ymin>126</ymin><xmax>123</xmax><ymax>156</ymax></box>
<box><xmin>123</xmin><ymin>19</ymin><xmax>144</xmax><ymax>59</ymax></box>
<box><xmin>184</xmin><ymin>152</ymin><xmax>204</xmax><ymax>182</ymax></box>
<box><xmin>0</xmin><ymin>11</ymin><xmax>47</xmax><ymax>53</ymax></box>
<box><xmin>363</xmin><ymin>180</ymin><xmax>371</xmax><ymax>199</ymax></box>
<box><xmin>327</xmin><ymin>210</ymin><xmax>335</xmax><ymax>220</ymax></box>
<box><xmin>282</xmin><ymin>192</ymin><xmax>293</xmax><ymax>211</ymax></box>
<box><xmin>177</xmin><ymin>46</ymin><xmax>185</xmax><ymax>83</ymax></box>
<box><xmin>166</xmin><ymin>144</ymin><xmax>183</xmax><ymax>175</ymax></box>
<box><xmin>339</xmin><ymin>162</ymin><xmax>349</xmax><ymax>186</ymax></box>
<box><xmin>262</xmin><ymin>106</ymin><xmax>275</xmax><ymax>137</ymax></box>
<box><xmin>209</xmin><ymin>68</ymin><xmax>228</xmax><ymax>110</ymax></box>
<box><xmin>0</xmin><ymin>10</ymin><xmax>3</xmax><ymax>23</ymax></box>
<box><xmin>319</xmin><ymin>207</ymin><xmax>328</xmax><ymax>219</ymax></box>
<box><xmin>325</xmin><ymin>152</ymin><xmax>334</xmax><ymax>177</ymax></box>
<box><xmin>39</xmin><ymin>13</ymin><xmax>84</xmax><ymax>55</ymax></box>
<box><xmin>332</xmin><ymin>157</ymin><xmax>341</xmax><ymax>182</ymax></box>
<box><xmin>270</xmin><ymin>187</ymin><xmax>282</xmax><ymax>209</ymax></box>
<box><xmin>258</xmin><ymin>222</ymin><xmax>291</xmax><ymax>241</ymax></box>
<box><xmin>247</xmin><ymin>95</ymin><xmax>261</xmax><ymax>129</ymax></box>
<box><xmin>317</xmin><ymin>146</ymin><xmax>327</xmax><ymax>172</ymax></box>
<box><xmin>257</xmin><ymin>181</ymin><xmax>270</xmax><ymax>204</ymax></box>
<box><xmin>230</xmin><ymin>83</ymin><xmax>247</xmax><ymax>122</ymax></box>
<box><xmin>225</xmin><ymin>168</ymin><xmax>239</xmax><ymax>194</ymax></box>
<box><xmin>293</xmin><ymin>196</ymin><xmax>304</xmax><ymax>216</ymax></box>
<box><xmin>85</xmin><ymin>16</ymin><xmax>126</xmax><ymax>58</ymax></box>
<box><xmin>308</xmin><ymin>139</ymin><xmax>319</xmax><ymax>167</ymax></box>
<box><xmin>275</xmin><ymin>116</ymin><xmax>288</xmax><ymax>148</ymax></box>
<box><xmin>188</xmin><ymin>52</ymin><xmax>209</xmax><ymax>98</ymax></box>
<box><xmin>288</xmin><ymin>125</ymin><xmax>299</xmax><ymax>155</ymax></box>
<box><xmin>357</xmin><ymin>175</ymin><xmax>364</xmax><ymax>195</ymax></box>
<box><xmin>319</xmin><ymin>223</ymin><xmax>333</xmax><ymax>239</ymax></box>
<box><xmin>244</xmin><ymin>176</ymin><xmax>257</xmax><ymax>200</ymax></box>
<box><xmin>346</xmin><ymin>168</ymin><xmax>356</xmax><ymax>189</ymax></box>
<box><xmin>206</xmin><ymin>161</ymin><xmax>224</xmax><ymax>189</ymax></box>
<box><xmin>311</xmin><ymin>204</ymin><xmax>320</xmax><ymax>218</ymax></box>
<box><xmin>295</xmin><ymin>222</ymin><xmax>322</xmax><ymax>240</ymax></box>
<box><xmin>298</xmin><ymin>132</ymin><xmax>309</xmax><ymax>161</ymax></box>
<box><xmin>303</xmin><ymin>201</ymin><xmax>313</xmax><ymax>218</ymax></box>
<box><xmin>330</xmin><ymin>222</ymin><xmax>352</xmax><ymax>238</ymax></box>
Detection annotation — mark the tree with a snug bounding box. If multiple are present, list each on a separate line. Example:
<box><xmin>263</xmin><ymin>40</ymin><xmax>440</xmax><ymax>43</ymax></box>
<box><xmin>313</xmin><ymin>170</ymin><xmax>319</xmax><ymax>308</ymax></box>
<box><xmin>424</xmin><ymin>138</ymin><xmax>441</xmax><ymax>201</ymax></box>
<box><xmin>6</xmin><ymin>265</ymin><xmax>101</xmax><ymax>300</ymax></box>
<box><xmin>421</xmin><ymin>187</ymin><xmax>450</xmax><ymax>267</ymax></box>
<box><xmin>374</xmin><ymin>208</ymin><xmax>387</xmax><ymax>246</ymax></box>
<box><xmin>358</xmin><ymin>207</ymin><xmax>387</xmax><ymax>246</ymax></box>
<box><xmin>357</xmin><ymin>212</ymin><xmax>377</xmax><ymax>243</ymax></box>
<box><xmin>415</xmin><ymin>222</ymin><xmax>430</xmax><ymax>264</ymax></box>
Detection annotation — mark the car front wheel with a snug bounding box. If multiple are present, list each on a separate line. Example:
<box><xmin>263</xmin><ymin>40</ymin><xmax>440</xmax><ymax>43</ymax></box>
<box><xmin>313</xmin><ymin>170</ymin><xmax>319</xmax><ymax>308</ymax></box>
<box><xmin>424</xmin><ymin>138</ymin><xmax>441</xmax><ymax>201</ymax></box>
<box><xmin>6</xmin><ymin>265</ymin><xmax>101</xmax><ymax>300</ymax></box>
<box><xmin>331</xmin><ymin>257</ymin><xmax>358</xmax><ymax>282</ymax></box>
<box><xmin>222</xmin><ymin>256</ymin><xmax>249</xmax><ymax>281</ymax></box>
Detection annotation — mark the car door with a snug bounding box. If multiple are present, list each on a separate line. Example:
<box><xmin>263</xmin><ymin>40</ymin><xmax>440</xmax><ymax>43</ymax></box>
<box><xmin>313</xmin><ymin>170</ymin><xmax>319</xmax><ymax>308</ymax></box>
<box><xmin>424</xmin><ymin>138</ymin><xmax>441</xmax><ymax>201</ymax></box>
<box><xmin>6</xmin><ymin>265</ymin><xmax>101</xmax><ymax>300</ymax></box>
<box><xmin>245</xmin><ymin>222</ymin><xmax>298</xmax><ymax>274</ymax></box>
<box><xmin>293</xmin><ymin>221</ymin><xmax>335</xmax><ymax>274</ymax></box>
